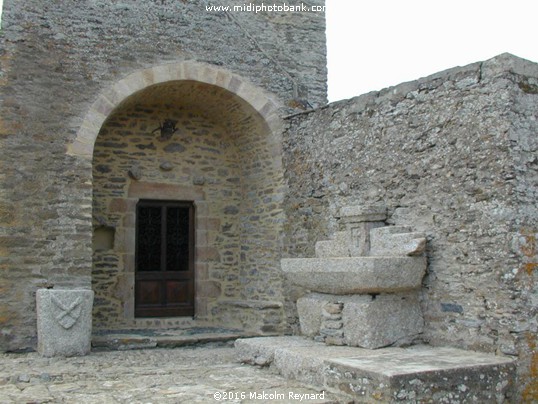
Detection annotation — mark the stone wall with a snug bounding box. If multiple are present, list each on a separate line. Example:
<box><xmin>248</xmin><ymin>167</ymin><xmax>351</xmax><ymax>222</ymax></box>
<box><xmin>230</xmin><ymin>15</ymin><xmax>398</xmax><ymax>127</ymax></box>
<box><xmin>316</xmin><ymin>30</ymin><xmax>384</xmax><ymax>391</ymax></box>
<box><xmin>0</xmin><ymin>0</ymin><xmax>326</xmax><ymax>351</ymax></box>
<box><xmin>282</xmin><ymin>54</ymin><xmax>538</xmax><ymax>401</ymax></box>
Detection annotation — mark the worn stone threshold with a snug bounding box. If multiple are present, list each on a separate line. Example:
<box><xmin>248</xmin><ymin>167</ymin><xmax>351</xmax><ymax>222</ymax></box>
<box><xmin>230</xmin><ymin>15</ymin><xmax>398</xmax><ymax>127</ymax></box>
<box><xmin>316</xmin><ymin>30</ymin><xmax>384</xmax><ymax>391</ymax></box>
<box><xmin>92</xmin><ymin>327</ymin><xmax>266</xmax><ymax>351</ymax></box>
<box><xmin>235</xmin><ymin>336</ymin><xmax>516</xmax><ymax>403</ymax></box>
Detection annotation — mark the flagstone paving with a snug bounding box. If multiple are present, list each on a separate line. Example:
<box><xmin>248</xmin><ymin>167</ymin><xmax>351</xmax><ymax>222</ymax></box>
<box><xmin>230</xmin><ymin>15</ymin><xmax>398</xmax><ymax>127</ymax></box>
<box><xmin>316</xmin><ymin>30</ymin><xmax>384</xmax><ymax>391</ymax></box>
<box><xmin>0</xmin><ymin>343</ymin><xmax>348</xmax><ymax>403</ymax></box>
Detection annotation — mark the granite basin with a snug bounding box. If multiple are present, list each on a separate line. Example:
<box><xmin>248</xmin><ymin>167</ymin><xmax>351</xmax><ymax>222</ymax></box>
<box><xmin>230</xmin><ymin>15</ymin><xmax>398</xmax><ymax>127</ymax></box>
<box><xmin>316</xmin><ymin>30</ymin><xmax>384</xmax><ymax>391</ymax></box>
<box><xmin>281</xmin><ymin>256</ymin><xmax>427</xmax><ymax>294</ymax></box>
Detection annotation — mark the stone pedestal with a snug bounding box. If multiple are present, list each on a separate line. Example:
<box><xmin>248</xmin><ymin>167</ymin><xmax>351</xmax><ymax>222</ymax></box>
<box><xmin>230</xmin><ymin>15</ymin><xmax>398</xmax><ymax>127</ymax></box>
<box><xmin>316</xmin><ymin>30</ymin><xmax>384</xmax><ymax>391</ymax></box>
<box><xmin>342</xmin><ymin>293</ymin><xmax>423</xmax><ymax>348</ymax></box>
<box><xmin>36</xmin><ymin>289</ymin><xmax>94</xmax><ymax>357</ymax></box>
<box><xmin>298</xmin><ymin>293</ymin><xmax>424</xmax><ymax>349</ymax></box>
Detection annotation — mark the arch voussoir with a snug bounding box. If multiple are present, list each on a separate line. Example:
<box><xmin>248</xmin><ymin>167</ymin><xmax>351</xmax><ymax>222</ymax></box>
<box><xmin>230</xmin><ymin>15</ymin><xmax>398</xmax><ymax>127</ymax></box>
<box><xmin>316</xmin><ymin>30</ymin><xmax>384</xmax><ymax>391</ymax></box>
<box><xmin>69</xmin><ymin>61</ymin><xmax>283</xmax><ymax>159</ymax></box>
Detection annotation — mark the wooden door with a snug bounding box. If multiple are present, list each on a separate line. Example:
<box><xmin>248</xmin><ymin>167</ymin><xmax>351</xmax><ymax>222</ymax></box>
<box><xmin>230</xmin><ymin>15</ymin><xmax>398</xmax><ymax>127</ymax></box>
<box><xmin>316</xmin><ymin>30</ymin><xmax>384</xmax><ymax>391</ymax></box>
<box><xmin>135</xmin><ymin>200</ymin><xmax>195</xmax><ymax>317</ymax></box>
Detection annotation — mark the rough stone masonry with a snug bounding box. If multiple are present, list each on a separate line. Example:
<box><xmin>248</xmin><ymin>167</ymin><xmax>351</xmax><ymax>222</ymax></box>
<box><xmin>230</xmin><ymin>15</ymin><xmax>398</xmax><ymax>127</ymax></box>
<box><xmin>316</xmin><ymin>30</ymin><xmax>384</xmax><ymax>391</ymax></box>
<box><xmin>282</xmin><ymin>54</ymin><xmax>538</xmax><ymax>401</ymax></box>
<box><xmin>0</xmin><ymin>0</ymin><xmax>537</xmax><ymax>402</ymax></box>
<box><xmin>0</xmin><ymin>0</ymin><xmax>327</xmax><ymax>350</ymax></box>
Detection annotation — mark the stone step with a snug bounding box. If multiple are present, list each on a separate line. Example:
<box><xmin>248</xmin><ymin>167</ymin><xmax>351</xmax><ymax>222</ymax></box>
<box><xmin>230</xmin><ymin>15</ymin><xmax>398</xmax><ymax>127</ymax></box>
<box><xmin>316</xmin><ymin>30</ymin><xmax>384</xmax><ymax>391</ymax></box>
<box><xmin>92</xmin><ymin>328</ymin><xmax>260</xmax><ymax>350</ymax></box>
<box><xmin>235</xmin><ymin>336</ymin><xmax>516</xmax><ymax>403</ymax></box>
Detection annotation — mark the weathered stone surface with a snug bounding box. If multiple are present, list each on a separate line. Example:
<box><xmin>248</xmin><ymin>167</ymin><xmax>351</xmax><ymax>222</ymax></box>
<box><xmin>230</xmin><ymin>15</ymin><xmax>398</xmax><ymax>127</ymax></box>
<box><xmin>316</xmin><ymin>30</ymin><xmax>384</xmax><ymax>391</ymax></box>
<box><xmin>0</xmin><ymin>4</ymin><xmax>536</xmax><ymax>398</ymax></box>
<box><xmin>314</xmin><ymin>207</ymin><xmax>415</xmax><ymax>257</ymax></box>
<box><xmin>235</xmin><ymin>335</ymin><xmax>313</xmax><ymax>366</ymax></box>
<box><xmin>36</xmin><ymin>289</ymin><xmax>94</xmax><ymax>357</ymax></box>
<box><xmin>273</xmin><ymin>345</ymin><xmax>329</xmax><ymax>387</ymax></box>
<box><xmin>314</xmin><ymin>231</ymin><xmax>350</xmax><ymax>257</ymax></box>
<box><xmin>237</xmin><ymin>336</ymin><xmax>516</xmax><ymax>403</ymax></box>
<box><xmin>0</xmin><ymin>345</ymin><xmax>348</xmax><ymax>403</ymax></box>
<box><xmin>91</xmin><ymin>83</ymin><xmax>287</xmax><ymax>332</ymax></box>
<box><xmin>159</xmin><ymin>161</ymin><xmax>174</xmax><ymax>171</ymax></box>
<box><xmin>92</xmin><ymin>327</ymin><xmax>249</xmax><ymax>350</ymax></box>
<box><xmin>296</xmin><ymin>294</ymin><xmax>327</xmax><ymax>337</ymax></box>
<box><xmin>127</xmin><ymin>165</ymin><xmax>143</xmax><ymax>180</ymax></box>
<box><xmin>370</xmin><ymin>226</ymin><xmax>426</xmax><ymax>256</ymax></box>
<box><xmin>342</xmin><ymin>293</ymin><xmax>424</xmax><ymax>349</ymax></box>
<box><xmin>339</xmin><ymin>205</ymin><xmax>387</xmax><ymax>222</ymax></box>
<box><xmin>322</xmin><ymin>302</ymin><xmax>343</xmax><ymax>316</ymax></box>
<box><xmin>0</xmin><ymin>0</ymin><xmax>326</xmax><ymax>351</ymax></box>
<box><xmin>283</xmin><ymin>54</ymin><xmax>538</xmax><ymax>400</ymax></box>
<box><xmin>282</xmin><ymin>256</ymin><xmax>427</xmax><ymax>294</ymax></box>
<box><xmin>327</xmin><ymin>346</ymin><xmax>516</xmax><ymax>403</ymax></box>
<box><xmin>163</xmin><ymin>143</ymin><xmax>185</xmax><ymax>153</ymax></box>
<box><xmin>295</xmin><ymin>293</ymin><xmax>424</xmax><ymax>349</ymax></box>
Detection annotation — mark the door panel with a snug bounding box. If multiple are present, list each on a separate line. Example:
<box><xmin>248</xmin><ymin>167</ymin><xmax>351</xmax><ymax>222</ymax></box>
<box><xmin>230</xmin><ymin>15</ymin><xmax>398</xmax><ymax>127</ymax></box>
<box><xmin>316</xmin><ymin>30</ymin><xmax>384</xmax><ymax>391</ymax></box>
<box><xmin>166</xmin><ymin>281</ymin><xmax>190</xmax><ymax>304</ymax></box>
<box><xmin>135</xmin><ymin>200</ymin><xmax>195</xmax><ymax>317</ymax></box>
<box><xmin>136</xmin><ymin>280</ymin><xmax>161</xmax><ymax>306</ymax></box>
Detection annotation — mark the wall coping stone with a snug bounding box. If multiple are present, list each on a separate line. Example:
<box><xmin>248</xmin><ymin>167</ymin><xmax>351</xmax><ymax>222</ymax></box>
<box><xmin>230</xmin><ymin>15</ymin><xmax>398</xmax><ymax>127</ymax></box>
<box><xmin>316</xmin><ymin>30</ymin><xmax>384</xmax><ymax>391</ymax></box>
<box><xmin>285</xmin><ymin>53</ymin><xmax>538</xmax><ymax>120</ymax></box>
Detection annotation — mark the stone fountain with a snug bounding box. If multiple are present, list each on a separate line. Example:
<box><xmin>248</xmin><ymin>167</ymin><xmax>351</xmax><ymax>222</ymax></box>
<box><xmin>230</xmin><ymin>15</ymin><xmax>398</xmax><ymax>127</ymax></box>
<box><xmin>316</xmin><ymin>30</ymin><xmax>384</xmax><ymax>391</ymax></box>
<box><xmin>281</xmin><ymin>205</ymin><xmax>428</xmax><ymax>349</ymax></box>
<box><xmin>235</xmin><ymin>205</ymin><xmax>515</xmax><ymax>402</ymax></box>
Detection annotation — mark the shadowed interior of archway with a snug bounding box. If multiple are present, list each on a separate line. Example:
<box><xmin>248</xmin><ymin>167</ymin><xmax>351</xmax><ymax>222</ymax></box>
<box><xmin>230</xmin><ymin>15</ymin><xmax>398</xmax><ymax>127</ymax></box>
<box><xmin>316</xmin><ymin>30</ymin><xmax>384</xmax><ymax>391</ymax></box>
<box><xmin>91</xmin><ymin>80</ymin><xmax>286</xmax><ymax>335</ymax></box>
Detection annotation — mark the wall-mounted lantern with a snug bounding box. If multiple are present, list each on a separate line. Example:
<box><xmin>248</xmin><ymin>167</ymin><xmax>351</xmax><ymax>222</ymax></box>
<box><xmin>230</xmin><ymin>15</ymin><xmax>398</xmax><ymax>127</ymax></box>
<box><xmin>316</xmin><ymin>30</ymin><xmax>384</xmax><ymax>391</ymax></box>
<box><xmin>152</xmin><ymin>119</ymin><xmax>178</xmax><ymax>141</ymax></box>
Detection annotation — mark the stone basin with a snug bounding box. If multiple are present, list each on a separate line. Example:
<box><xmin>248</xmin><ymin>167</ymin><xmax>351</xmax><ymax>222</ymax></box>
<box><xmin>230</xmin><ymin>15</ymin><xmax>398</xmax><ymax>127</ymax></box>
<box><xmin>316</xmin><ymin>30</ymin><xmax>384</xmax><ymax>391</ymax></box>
<box><xmin>281</xmin><ymin>256</ymin><xmax>427</xmax><ymax>294</ymax></box>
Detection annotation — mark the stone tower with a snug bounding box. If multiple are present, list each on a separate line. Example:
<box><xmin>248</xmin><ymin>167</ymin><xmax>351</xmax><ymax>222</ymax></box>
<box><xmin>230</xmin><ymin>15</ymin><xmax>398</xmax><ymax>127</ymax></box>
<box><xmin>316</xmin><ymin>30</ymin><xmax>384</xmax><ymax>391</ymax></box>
<box><xmin>0</xmin><ymin>0</ymin><xmax>327</xmax><ymax>351</ymax></box>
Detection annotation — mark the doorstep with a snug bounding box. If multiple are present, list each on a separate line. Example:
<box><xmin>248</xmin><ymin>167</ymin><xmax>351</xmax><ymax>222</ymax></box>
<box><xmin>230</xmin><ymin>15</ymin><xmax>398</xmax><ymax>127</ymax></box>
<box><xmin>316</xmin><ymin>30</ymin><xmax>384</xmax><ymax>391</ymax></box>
<box><xmin>92</xmin><ymin>327</ymin><xmax>261</xmax><ymax>350</ymax></box>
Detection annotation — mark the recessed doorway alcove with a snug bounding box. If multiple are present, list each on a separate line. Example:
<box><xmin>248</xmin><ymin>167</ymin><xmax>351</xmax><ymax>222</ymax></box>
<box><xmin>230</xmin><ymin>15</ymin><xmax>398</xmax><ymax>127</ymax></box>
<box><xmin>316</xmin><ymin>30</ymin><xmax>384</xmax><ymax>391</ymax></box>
<box><xmin>84</xmin><ymin>63</ymin><xmax>286</xmax><ymax>334</ymax></box>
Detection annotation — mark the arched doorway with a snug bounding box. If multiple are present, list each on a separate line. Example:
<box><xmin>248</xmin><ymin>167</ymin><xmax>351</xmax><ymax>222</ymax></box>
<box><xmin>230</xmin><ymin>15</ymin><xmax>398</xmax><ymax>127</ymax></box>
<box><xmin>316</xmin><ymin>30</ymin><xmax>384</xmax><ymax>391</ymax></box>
<box><xmin>70</xmin><ymin>62</ymin><xmax>286</xmax><ymax>333</ymax></box>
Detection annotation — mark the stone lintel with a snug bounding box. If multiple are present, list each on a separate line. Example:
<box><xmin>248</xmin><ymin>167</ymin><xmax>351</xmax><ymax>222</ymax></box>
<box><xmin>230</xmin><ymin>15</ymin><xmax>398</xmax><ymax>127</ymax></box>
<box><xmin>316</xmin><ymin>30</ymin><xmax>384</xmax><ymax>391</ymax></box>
<box><xmin>339</xmin><ymin>205</ymin><xmax>387</xmax><ymax>223</ymax></box>
<box><xmin>128</xmin><ymin>181</ymin><xmax>205</xmax><ymax>200</ymax></box>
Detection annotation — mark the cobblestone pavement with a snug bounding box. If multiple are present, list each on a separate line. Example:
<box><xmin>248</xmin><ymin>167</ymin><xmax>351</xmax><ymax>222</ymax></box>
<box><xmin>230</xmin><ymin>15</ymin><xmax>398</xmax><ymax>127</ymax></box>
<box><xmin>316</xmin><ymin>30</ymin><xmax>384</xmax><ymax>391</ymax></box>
<box><xmin>0</xmin><ymin>343</ymin><xmax>347</xmax><ymax>403</ymax></box>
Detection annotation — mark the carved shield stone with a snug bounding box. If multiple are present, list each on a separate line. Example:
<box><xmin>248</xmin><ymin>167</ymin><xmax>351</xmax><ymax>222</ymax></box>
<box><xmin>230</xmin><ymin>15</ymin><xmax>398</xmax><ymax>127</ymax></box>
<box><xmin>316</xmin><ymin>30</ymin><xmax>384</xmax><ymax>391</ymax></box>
<box><xmin>36</xmin><ymin>289</ymin><xmax>94</xmax><ymax>357</ymax></box>
<box><xmin>51</xmin><ymin>294</ymin><xmax>83</xmax><ymax>329</ymax></box>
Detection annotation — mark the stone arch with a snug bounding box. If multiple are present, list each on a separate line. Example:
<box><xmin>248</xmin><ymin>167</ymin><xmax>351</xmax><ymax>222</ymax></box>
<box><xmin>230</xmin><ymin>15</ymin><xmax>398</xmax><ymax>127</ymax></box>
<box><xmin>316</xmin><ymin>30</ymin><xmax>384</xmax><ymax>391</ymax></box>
<box><xmin>78</xmin><ymin>62</ymin><xmax>287</xmax><ymax>333</ymax></box>
<box><xmin>68</xmin><ymin>60</ymin><xmax>283</xmax><ymax>159</ymax></box>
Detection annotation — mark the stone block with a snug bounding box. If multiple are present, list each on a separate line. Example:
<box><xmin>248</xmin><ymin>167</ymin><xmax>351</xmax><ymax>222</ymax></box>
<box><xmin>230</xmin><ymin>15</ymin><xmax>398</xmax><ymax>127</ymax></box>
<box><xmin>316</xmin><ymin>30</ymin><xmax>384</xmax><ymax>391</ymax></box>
<box><xmin>339</xmin><ymin>205</ymin><xmax>387</xmax><ymax>222</ymax></box>
<box><xmin>36</xmin><ymin>289</ymin><xmax>94</xmax><ymax>357</ymax></box>
<box><xmin>296</xmin><ymin>294</ymin><xmax>327</xmax><ymax>337</ymax></box>
<box><xmin>236</xmin><ymin>337</ymin><xmax>516</xmax><ymax>403</ymax></box>
<box><xmin>197</xmin><ymin>280</ymin><xmax>221</xmax><ymax>299</ymax></box>
<box><xmin>296</xmin><ymin>292</ymin><xmax>423</xmax><ymax>349</ymax></box>
<box><xmin>196</xmin><ymin>246</ymin><xmax>220</xmax><ymax>262</ymax></box>
<box><xmin>370</xmin><ymin>226</ymin><xmax>426</xmax><ymax>256</ymax></box>
<box><xmin>328</xmin><ymin>206</ymin><xmax>389</xmax><ymax>256</ymax></box>
<box><xmin>342</xmin><ymin>293</ymin><xmax>424</xmax><ymax>349</ymax></box>
<box><xmin>322</xmin><ymin>302</ymin><xmax>343</xmax><ymax>316</ymax></box>
<box><xmin>282</xmin><ymin>256</ymin><xmax>427</xmax><ymax>294</ymax></box>
<box><xmin>314</xmin><ymin>231</ymin><xmax>350</xmax><ymax>257</ymax></box>
<box><xmin>235</xmin><ymin>336</ymin><xmax>314</xmax><ymax>367</ymax></box>
<box><xmin>347</xmin><ymin>221</ymin><xmax>386</xmax><ymax>256</ymax></box>
<box><xmin>273</xmin><ymin>345</ymin><xmax>328</xmax><ymax>387</ymax></box>
<box><xmin>326</xmin><ymin>346</ymin><xmax>516</xmax><ymax>402</ymax></box>
<box><xmin>109</xmin><ymin>198</ymin><xmax>136</xmax><ymax>213</ymax></box>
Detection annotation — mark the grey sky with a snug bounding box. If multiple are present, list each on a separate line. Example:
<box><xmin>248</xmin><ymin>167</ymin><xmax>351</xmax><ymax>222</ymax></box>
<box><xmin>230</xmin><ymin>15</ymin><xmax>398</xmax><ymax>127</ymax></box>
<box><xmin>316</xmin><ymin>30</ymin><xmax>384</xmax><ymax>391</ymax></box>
<box><xmin>326</xmin><ymin>0</ymin><xmax>538</xmax><ymax>101</ymax></box>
